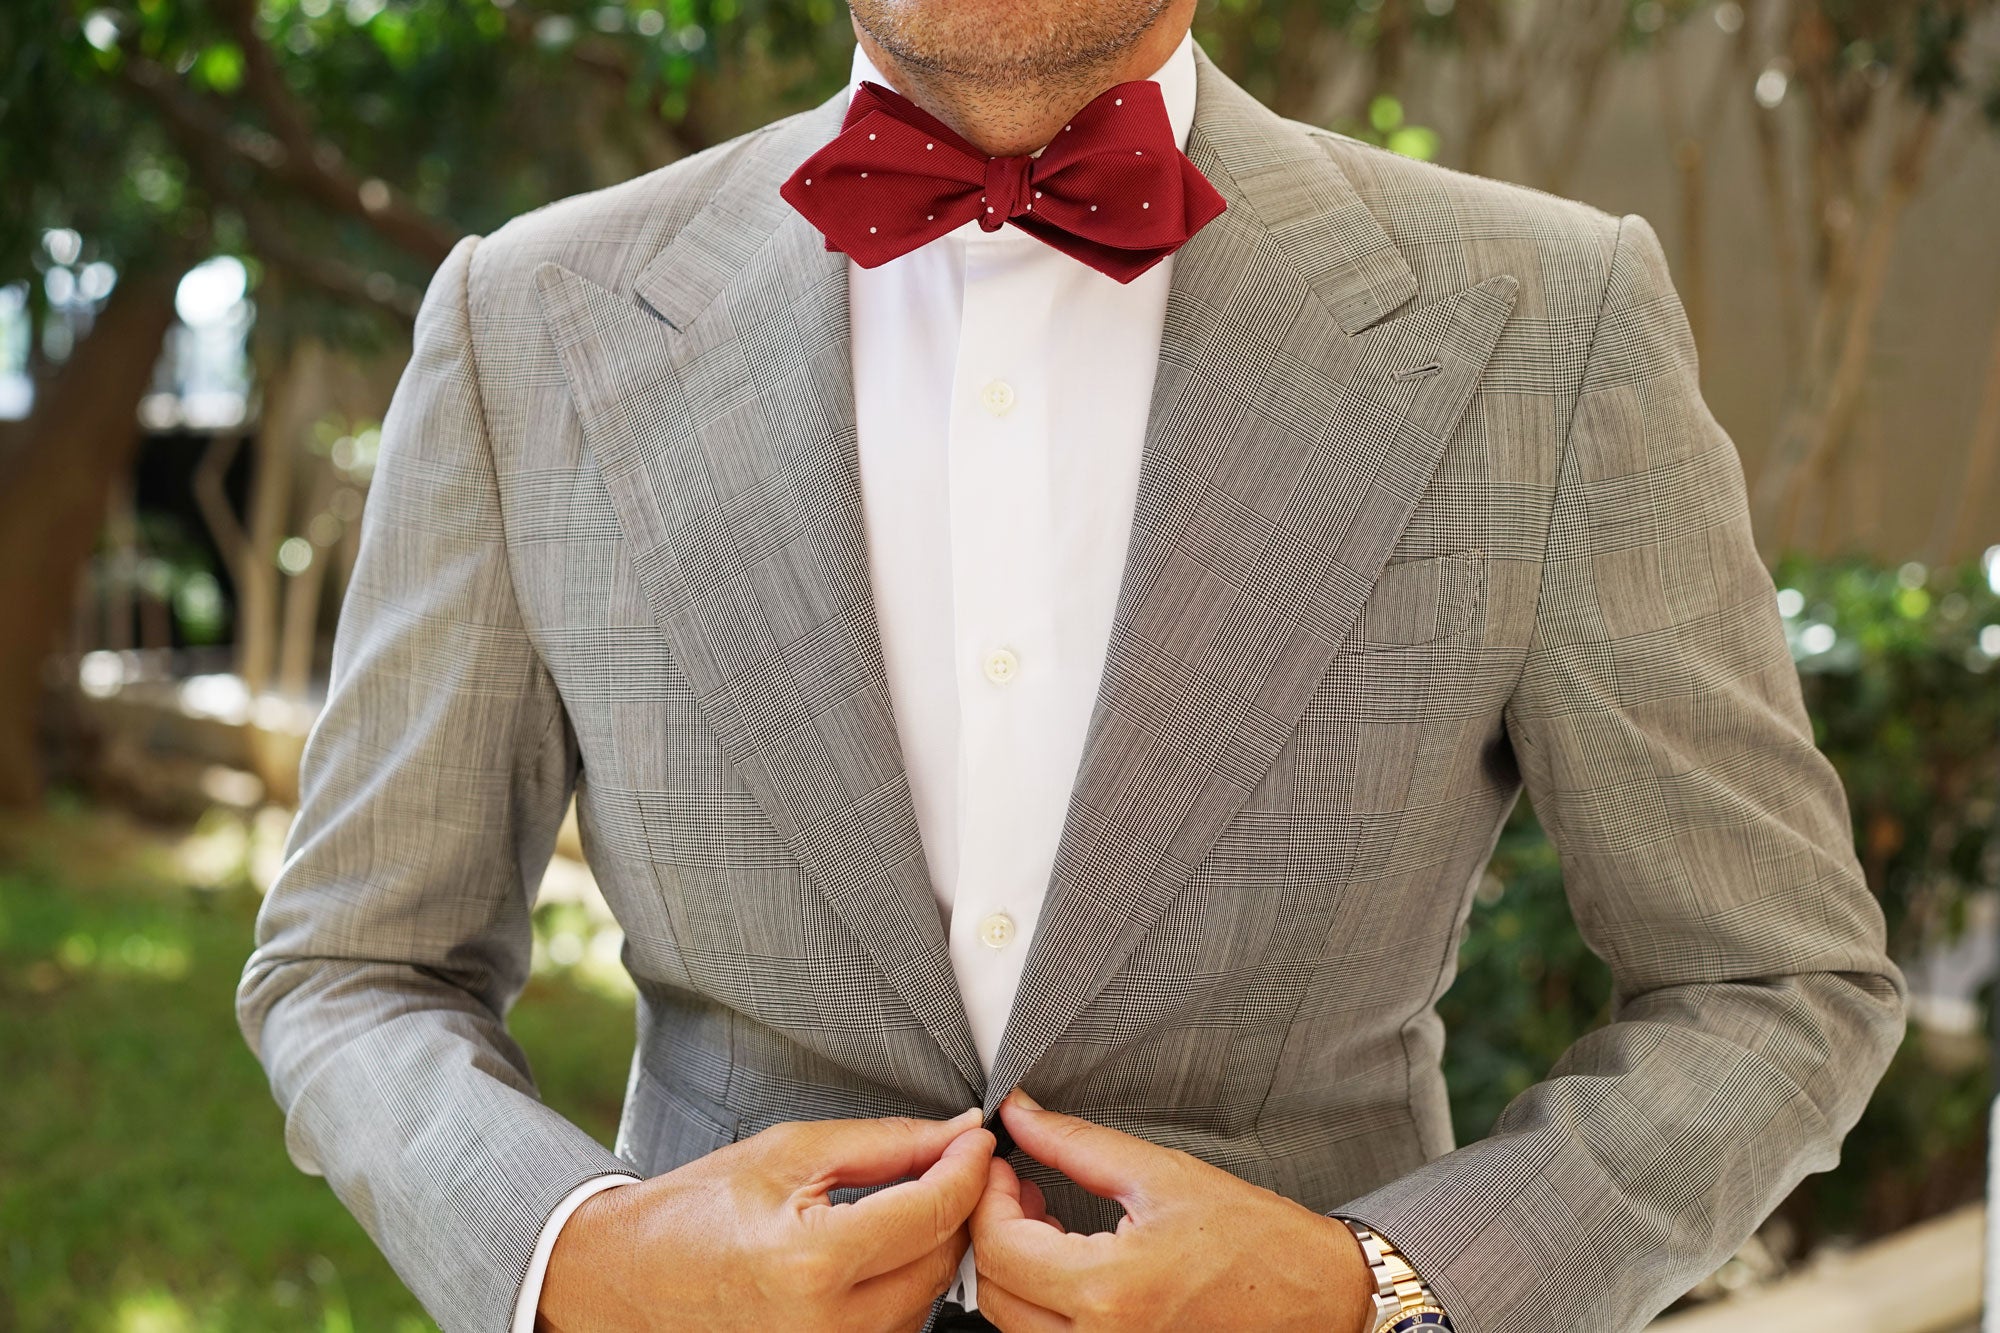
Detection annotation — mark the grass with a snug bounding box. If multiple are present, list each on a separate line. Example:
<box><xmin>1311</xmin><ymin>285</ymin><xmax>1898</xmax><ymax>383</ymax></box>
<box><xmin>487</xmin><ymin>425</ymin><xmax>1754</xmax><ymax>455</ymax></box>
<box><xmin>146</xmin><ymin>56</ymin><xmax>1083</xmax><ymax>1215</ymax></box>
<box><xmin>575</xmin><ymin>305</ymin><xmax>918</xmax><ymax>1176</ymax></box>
<box><xmin>0</xmin><ymin>796</ymin><xmax>636</xmax><ymax>1333</ymax></box>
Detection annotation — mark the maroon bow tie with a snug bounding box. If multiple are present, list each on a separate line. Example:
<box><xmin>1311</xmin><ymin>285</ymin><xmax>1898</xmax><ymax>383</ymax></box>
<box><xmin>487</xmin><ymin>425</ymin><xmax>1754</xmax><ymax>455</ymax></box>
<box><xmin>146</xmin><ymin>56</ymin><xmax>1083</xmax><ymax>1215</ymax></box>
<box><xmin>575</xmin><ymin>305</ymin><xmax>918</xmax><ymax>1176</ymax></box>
<box><xmin>779</xmin><ymin>76</ymin><xmax>1226</xmax><ymax>283</ymax></box>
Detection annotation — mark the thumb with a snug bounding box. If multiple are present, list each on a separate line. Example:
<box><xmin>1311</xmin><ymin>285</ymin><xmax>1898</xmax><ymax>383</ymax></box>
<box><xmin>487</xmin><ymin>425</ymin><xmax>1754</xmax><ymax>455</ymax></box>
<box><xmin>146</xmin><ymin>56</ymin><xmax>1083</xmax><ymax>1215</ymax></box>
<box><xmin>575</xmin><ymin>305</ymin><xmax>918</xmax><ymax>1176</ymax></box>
<box><xmin>840</xmin><ymin>1125</ymin><xmax>996</xmax><ymax>1280</ymax></box>
<box><xmin>996</xmin><ymin>1089</ymin><xmax>1167</xmax><ymax>1210</ymax></box>
<box><xmin>786</xmin><ymin>1107</ymin><xmax>985</xmax><ymax>1193</ymax></box>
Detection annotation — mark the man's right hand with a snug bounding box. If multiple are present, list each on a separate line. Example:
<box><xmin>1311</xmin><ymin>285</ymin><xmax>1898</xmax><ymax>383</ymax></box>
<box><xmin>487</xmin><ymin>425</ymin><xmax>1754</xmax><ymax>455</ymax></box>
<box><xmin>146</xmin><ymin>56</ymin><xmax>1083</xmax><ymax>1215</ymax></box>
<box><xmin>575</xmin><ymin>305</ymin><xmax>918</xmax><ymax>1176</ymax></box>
<box><xmin>535</xmin><ymin>1106</ymin><xmax>995</xmax><ymax>1333</ymax></box>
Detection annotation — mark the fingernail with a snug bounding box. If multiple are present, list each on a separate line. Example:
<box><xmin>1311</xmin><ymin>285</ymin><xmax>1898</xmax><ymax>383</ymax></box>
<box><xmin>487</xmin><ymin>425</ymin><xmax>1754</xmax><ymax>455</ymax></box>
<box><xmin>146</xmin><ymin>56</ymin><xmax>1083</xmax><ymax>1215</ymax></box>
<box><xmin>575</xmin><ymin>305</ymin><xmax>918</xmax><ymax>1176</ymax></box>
<box><xmin>1009</xmin><ymin>1087</ymin><xmax>1042</xmax><ymax>1110</ymax></box>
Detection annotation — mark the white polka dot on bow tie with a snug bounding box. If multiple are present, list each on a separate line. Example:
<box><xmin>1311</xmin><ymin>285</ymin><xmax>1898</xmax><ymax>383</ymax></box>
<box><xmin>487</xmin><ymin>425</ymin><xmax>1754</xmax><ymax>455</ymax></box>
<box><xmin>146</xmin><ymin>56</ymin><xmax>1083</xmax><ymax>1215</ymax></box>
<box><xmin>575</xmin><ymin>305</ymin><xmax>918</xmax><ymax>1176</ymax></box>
<box><xmin>1090</xmin><ymin>204</ymin><xmax>1097</xmax><ymax>211</ymax></box>
<box><xmin>1035</xmin><ymin>191</ymin><xmax>1043</xmax><ymax>199</ymax></box>
<box><xmin>1135</xmin><ymin>149</ymin><xmax>1143</xmax><ymax>155</ymax></box>
<box><xmin>860</xmin><ymin>172</ymin><xmax>868</xmax><ymax>178</ymax></box>
<box><xmin>927</xmin><ymin>215</ymin><xmax>934</xmax><ymax>220</ymax></box>
<box><xmin>926</xmin><ymin>142</ymin><xmax>934</xmax><ymax>150</ymax></box>
<box><xmin>870</xmin><ymin>226</ymin><xmax>877</xmax><ymax>233</ymax></box>
<box><xmin>987</xmin><ymin>206</ymin><xmax>994</xmax><ymax>213</ymax></box>
<box><xmin>804</xmin><ymin>178</ymin><xmax>812</xmax><ymax>185</ymax></box>
<box><xmin>1114</xmin><ymin>98</ymin><xmax>1122</xmax><ymax>105</ymax></box>
<box><xmin>868</xmin><ymin>132</ymin><xmax>876</xmax><ymax>140</ymax></box>
<box><xmin>1064</xmin><ymin>124</ymin><xmax>1071</xmax><ymax>131</ymax></box>
<box><xmin>1143</xmin><ymin>201</ymin><xmax>1150</xmax><ymax>208</ymax></box>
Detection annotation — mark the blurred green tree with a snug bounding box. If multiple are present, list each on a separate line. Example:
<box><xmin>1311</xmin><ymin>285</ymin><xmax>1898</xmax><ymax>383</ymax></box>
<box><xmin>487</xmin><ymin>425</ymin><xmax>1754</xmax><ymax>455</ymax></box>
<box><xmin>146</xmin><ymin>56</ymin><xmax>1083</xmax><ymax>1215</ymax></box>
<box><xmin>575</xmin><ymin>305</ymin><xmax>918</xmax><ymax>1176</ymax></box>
<box><xmin>0</xmin><ymin>0</ymin><xmax>857</xmax><ymax>806</ymax></box>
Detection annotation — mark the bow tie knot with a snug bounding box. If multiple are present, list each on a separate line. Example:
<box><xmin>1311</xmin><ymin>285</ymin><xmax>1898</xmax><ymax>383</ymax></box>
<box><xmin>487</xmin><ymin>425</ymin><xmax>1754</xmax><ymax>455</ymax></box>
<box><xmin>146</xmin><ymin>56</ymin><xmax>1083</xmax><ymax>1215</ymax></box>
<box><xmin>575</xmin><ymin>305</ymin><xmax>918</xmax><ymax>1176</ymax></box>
<box><xmin>982</xmin><ymin>154</ymin><xmax>1034</xmax><ymax>231</ymax></box>
<box><xmin>780</xmin><ymin>76</ymin><xmax>1226</xmax><ymax>283</ymax></box>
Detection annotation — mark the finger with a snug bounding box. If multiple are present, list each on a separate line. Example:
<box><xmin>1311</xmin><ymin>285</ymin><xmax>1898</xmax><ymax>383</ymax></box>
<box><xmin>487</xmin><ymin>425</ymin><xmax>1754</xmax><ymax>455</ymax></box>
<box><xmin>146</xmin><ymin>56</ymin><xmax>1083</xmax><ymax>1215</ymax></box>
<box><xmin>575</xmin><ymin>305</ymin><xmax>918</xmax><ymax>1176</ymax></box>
<box><xmin>846</xmin><ymin>1226</ymin><xmax>969</xmax><ymax>1330</ymax></box>
<box><xmin>977</xmin><ymin>1152</ymin><xmax>1026</xmax><ymax>1220</ymax></box>
<box><xmin>787</xmin><ymin>1107</ymin><xmax>985</xmax><ymax>1193</ymax></box>
<box><xmin>970</xmin><ymin>1155</ymin><xmax>1100</xmax><ymax>1308</ymax></box>
<box><xmin>997</xmin><ymin>1089</ymin><xmax>1170</xmax><ymax>1210</ymax></box>
<box><xmin>994</xmin><ymin>1157</ymin><xmax>1063</xmax><ymax>1231</ymax></box>
<box><xmin>1017</xmin><ymin>1174</ymin><xmax>1060</xmax><ymax>1228</ymax></box>
<box><xmin>972</xmin><ymin>1276</ymin><xmax>1073</xmax><ymax>1333</ymax></box>
<box><xmin>838</xmin><ymin>1125</ymin><xmax>994</xmax><ymax>1280</ymax></box>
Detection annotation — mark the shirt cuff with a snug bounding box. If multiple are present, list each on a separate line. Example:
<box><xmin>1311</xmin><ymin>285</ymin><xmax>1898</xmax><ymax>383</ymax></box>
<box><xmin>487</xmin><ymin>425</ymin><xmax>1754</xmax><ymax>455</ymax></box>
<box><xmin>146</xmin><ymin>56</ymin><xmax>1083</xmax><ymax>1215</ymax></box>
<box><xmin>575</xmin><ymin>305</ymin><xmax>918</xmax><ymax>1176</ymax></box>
<box><xmin>511</xmin><ymin>1173</ymin><xmax>643</xmax><ymax>1333</ymax></box>
<box><xmin>950</xmin><ymin>1241</ymin><xmax>980</xmax><ymax>1310</ymax></box>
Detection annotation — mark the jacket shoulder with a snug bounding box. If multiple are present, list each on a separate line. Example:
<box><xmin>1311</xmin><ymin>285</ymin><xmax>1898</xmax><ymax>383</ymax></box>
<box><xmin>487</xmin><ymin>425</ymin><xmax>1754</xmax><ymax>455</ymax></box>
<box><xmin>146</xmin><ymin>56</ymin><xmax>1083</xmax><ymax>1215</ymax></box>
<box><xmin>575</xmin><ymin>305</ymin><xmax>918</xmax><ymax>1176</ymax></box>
<box><xmin>463</xmin><ymin>113</ymin><xmax>796</xmax><ymax>302</ymax></box>
<box><xmin>1298</xmin><ymin>125</ymin><xmax>1626</xmax><ymax>320</ymax></box>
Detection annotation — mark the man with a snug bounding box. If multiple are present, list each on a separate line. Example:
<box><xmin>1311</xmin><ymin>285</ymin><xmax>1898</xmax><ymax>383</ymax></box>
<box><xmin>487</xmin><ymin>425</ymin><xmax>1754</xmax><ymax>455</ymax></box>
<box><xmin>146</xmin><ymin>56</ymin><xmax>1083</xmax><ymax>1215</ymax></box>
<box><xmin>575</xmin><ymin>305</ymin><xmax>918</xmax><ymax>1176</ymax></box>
<box><xmin>235</xmin><ymin>0</ymin><xmax>1908</xmax><ymax>1330</ymax></box>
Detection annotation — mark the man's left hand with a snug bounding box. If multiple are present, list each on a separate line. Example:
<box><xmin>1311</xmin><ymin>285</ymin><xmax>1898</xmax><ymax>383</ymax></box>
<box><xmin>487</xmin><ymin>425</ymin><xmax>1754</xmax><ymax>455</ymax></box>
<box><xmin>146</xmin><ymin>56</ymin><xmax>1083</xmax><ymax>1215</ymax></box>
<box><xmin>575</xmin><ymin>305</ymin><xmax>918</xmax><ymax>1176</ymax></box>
<box><xmin>969</xmin><ymin>1088</ymin><xmax>1377</xmax><ymax>1332</ymax></box>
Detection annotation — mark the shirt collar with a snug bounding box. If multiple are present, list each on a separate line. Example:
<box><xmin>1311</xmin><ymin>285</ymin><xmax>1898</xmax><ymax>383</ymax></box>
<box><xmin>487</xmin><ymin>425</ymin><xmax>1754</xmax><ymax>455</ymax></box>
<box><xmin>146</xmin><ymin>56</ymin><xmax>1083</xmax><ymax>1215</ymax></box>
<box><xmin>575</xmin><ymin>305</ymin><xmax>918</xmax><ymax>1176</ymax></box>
<box><xmin>845</xmin><ymin>28</ymin><xmax>1198</xmax><ymax>158</ymax></box>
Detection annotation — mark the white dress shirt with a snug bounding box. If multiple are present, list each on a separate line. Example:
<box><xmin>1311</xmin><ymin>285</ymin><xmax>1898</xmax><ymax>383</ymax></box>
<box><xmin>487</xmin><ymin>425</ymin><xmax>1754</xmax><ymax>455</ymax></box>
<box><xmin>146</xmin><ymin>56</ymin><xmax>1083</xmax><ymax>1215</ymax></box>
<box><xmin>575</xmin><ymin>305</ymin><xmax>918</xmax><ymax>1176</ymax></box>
<box><xmin>512</xmin><ymin>32</ymin><xmax>1197</xmax><ymax>1329</ymax></box>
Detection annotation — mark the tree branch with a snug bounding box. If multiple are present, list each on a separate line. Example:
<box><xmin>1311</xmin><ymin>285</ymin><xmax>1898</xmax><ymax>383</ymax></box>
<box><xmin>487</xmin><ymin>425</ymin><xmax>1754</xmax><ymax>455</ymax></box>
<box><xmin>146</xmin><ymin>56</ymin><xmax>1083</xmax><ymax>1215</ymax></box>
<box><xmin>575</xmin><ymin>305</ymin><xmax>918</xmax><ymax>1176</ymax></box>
<box><xmin>497</xmin><ymin>2</ymin><xmax>712</xmax><ymax>162</ymax></box>
<box><xmin>205</xmin><ymin>0</ymin><xmax>461</xmax><ymax>263</ymax></box>
<box><xmin>116</xmin><ymin>52</ymin><xmax>422</xmax><ymax>323</ymax></box>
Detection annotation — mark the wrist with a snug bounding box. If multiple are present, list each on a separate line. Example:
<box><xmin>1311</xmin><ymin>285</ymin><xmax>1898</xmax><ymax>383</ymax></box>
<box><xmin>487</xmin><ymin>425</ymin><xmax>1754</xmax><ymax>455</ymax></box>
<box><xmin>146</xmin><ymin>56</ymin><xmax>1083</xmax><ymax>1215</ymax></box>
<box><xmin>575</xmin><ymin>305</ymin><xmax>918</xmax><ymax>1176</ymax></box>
<box><xmin>537</xmin><ymin>1180</ymin><xmax>639</xmax><ymax>1329</ymax></box>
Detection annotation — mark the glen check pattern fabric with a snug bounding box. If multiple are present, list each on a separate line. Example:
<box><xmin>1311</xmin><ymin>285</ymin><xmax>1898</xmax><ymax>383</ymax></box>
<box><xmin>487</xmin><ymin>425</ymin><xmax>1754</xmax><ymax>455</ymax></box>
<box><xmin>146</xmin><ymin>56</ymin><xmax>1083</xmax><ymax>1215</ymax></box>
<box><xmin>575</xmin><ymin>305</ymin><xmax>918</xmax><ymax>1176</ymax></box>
<box><xmin>237</xmin><ymin>43</ymin><xmax>1906</xmax><ymax>1333</ymax></box>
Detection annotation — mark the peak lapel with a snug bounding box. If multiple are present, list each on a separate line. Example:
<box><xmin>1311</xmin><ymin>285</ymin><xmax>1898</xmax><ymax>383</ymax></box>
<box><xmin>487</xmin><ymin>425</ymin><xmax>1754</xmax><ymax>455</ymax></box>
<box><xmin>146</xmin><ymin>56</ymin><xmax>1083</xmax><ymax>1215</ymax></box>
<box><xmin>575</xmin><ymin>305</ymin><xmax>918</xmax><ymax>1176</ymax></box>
<box><xmin>532</xmin><ymin>94</ymin><xmax>987</xmax><ymax>1098</ymax></box>
<box><xmin>983</xmin><ymin>48</ymin><xmax>1520</xmax><ymax>1110</ymax></box>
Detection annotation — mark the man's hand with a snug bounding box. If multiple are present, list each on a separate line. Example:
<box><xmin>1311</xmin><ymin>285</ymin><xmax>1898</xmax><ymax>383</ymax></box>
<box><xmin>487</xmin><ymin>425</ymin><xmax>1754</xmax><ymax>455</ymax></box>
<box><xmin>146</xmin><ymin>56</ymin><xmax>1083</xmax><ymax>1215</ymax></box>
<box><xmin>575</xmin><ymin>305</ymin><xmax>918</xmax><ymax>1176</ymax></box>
<box><xmin>537</xmin><ymin>1107</ymin><xmax>995</xmax><ymax>1333</ymax></box>
<box><xmin>970</xmin><ymin>1089</ymin><xmax>1376</xmax><ymax>1332</ymax></box>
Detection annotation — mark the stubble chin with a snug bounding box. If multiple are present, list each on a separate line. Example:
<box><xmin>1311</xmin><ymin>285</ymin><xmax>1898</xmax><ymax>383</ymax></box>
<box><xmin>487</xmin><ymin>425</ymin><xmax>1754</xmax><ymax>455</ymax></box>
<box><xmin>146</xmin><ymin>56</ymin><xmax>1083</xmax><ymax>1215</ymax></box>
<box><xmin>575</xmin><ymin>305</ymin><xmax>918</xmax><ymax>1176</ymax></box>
<box><xmin>849</xmin><ymin>0</ymin><xmax>1175</xmax><ymax>85</ymax></box>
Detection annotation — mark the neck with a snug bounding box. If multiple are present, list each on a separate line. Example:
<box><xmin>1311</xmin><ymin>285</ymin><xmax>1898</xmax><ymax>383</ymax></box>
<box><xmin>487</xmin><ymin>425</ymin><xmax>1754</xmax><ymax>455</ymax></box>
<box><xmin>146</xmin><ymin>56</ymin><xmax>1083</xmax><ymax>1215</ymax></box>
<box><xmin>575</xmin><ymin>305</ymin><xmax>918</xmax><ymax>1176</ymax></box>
<box><xmin>850</xmin><ymin>3</ymin><xmax>1194</xmax><ymax>158</ymax></box>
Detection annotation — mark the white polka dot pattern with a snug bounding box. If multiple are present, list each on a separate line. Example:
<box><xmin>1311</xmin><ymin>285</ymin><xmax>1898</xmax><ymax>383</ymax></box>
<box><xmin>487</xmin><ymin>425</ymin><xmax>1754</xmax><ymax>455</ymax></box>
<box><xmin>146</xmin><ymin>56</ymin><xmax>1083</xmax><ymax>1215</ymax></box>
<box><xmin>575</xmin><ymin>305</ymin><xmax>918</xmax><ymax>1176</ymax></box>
<box><xmin>778</xmin><ymin>73</ymin><xmax>1225</xmax><ymax>280</ymax></box>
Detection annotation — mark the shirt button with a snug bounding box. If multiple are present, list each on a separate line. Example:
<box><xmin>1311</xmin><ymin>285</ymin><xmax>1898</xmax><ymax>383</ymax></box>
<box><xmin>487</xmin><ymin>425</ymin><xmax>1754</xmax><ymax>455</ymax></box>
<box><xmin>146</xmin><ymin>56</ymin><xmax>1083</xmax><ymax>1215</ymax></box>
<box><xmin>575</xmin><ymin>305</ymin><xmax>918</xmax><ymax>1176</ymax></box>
<box><xmin>982</xmin><ymin>647</ymin><xmax>1020</xmax><ymax>685</ymax></box>
<box><xmin>979</xmin><ymin>380</ymin><xmax>1016</xmax><ymax>416</ymax></box>
<box><xmin>979</xmin><ymin>912</ymin><xmax>1016</xmax><ymax>949</ymax></box>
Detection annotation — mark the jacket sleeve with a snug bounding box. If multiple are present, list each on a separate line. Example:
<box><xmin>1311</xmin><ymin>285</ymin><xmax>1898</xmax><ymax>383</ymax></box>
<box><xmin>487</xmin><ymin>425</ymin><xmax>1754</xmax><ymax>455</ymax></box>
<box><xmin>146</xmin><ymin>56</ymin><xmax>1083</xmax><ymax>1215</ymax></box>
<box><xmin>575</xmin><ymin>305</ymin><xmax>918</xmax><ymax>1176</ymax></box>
<box><xmin>1327</xmin><ymin>212</ymin><xmax>1908</xmax><ymax>1333</ymax></box>
<box><xmin>235</xmin><ymin>232</ymin><xmax>634</xmax><ymax>1332</ymax></box>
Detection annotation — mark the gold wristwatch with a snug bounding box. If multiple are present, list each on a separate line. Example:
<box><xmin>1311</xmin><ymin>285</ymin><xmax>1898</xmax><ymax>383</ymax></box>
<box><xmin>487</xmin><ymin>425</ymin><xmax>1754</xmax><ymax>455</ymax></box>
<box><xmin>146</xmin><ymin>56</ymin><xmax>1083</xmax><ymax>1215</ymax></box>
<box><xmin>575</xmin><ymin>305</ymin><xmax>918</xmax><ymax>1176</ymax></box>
<box><xmin>1339</xmin><ymin>1220</ymin><xmax>1453</xmax><ymax>1333</ymax></box>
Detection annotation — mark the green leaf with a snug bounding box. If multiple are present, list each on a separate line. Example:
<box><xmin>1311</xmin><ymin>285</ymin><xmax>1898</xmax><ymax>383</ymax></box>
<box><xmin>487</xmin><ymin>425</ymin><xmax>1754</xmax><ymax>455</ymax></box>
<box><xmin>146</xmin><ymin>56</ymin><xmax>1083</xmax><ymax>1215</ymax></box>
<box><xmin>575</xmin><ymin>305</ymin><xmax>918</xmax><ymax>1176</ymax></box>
<box><xmin>192</xmin><ymin>42</ymin><xmax>244</xmax><ymax>94</ymax></box>
<box><xmin>1386</xmin><ymin>125</ymin><xmax>1440</xmax><ymax>161</ymax></box>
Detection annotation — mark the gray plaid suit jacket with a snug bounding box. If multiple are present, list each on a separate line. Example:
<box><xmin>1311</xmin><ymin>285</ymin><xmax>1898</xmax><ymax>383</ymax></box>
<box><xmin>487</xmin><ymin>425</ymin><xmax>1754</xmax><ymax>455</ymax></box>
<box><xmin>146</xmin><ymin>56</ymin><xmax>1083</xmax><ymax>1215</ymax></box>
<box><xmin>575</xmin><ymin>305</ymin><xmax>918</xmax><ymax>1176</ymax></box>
<box><xmin>237</xmin><ymin>42</ymin><xmax>1907</xmax><ymax>1333</ymax></box>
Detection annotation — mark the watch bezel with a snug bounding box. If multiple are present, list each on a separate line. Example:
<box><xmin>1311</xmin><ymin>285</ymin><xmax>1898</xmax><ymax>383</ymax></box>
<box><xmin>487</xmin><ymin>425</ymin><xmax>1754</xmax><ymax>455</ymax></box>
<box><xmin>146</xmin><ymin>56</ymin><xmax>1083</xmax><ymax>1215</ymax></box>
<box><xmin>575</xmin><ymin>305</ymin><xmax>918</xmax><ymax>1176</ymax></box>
<box><xmin>1383</xmin><ymin>1306</ymin><xmax>1453</xmax><ymax>1333</ymax></box>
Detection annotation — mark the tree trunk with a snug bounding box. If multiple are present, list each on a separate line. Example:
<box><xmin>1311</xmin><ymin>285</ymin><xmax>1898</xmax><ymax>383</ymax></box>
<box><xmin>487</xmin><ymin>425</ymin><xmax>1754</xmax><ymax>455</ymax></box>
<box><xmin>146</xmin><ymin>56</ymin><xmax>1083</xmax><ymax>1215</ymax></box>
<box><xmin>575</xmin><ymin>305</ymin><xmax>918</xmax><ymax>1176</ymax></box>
<box><xmin>0</xmin><ymin>258</ymin><xmax>185</xmax><ymax>808</ymax></box>
<box><xmin>277</xmin><ymin>460</ymin><xmax>339</xmax><ymax>699</ymax></box>
<box><xmin>1753</xmin><ymin>108</ymin><xmax>1937</xmax><ymax>556</ymax></box>
<box><xmin>1930</xmin><ymin>292</ymin><xmax>2000</xmax><ymax>563</ymax></box>
<box><xmin>235</xmin><ymin>326</ymin><xmax>305</xmax><ymax>699</ymax></box>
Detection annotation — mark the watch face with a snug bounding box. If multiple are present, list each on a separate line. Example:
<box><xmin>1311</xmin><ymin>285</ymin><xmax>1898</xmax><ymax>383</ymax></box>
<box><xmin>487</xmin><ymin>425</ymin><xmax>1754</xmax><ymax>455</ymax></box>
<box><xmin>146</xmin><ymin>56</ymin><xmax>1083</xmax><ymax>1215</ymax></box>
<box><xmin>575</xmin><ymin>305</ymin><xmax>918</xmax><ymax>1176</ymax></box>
<box><xmin>1387</xmin><ymin>1311</ymin><xmax>1452</xmax><ymax>1333</ymax></box>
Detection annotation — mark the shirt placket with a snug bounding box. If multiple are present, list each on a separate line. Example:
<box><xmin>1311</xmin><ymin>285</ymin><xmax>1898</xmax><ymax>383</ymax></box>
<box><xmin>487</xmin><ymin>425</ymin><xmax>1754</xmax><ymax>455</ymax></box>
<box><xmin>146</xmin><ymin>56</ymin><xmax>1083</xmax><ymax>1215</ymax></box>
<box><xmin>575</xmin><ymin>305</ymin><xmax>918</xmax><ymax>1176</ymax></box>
<box><xmin>944</xmin><ymin>232</ymin><xmax>1064</xmax><ymax>1074</ymax></box>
